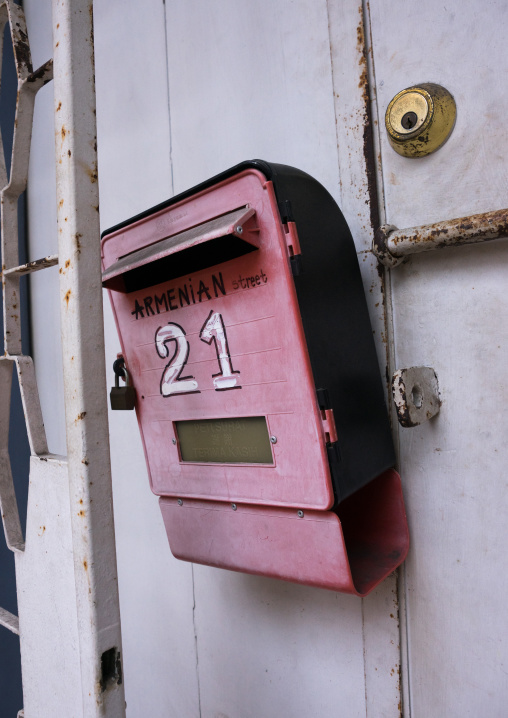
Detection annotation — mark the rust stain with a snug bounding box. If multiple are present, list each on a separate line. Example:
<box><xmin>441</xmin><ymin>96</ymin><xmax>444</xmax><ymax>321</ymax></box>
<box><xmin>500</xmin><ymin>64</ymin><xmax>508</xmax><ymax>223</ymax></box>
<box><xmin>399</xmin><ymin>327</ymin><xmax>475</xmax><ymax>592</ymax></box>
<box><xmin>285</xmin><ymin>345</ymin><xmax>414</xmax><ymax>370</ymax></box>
<box><xmin>26</xmin><ymin>63</ymin><xmax>50</xmax><ymax>84</ymax></box>
<box><xmin>356</xmin><ymin>9</ymin><xmax>380</xmax><ymax>233</ymax></box>
<box><xmin>82</xmin><ymin>458</ymin><xmax>89</xmax><ymax>465</ymax></box>
<box><xmin>76</xmin><ymin>412</ymin><xmax>87</xmax><ymax>421</ymax></box>
<box><xmin>78</xmin><ymin>510</ymin><xmax>85</xmax><ymax>517</ymax></box>
<box><xmin>58</xmin><ymin>198</ymin><xmax>64</xmax><ymax>208</ymax></box>
<box><xmin>358</xmin><ymin>3</ymin><xmax>393</xmax><ymax>394</ymax></box>
<box><xmin>83</xmin><ymin>560</ymin><xmax>88</xmax><ymax>570</ymax></box>
<box><xmin>75</xmin><ymin>232</ymin><xmax>83</xmax><ymax>253</ymax></box>
<box><xmin>68</xmin><ymin>149</ymin><xmax>72</xmax><ymax>157</ymax></box>
<box><xmin>88</xmin><ymin>162</ymin><xmax>98</xmax><ymax>184</ymax></box>
<box><xmin>79</xmin><ymin>499</ymin><xmax>83</xmax><ymax>504</ymax></box>
<box><xmin>65</xmin><ymin>259</ymin><xmax>71</xmax><ymax>268</ymax></box>
<box><xmin>61</xmin><ymin>125</ymin><xmax>67</xmax><ymax>140</ymax></box>
<box><xmin>13</xmin><ymin>35</ymin><xmax>33</xmax><ymax>74</ymax></box>
<box><xmin>64</xmin><ymin>289</ymin><xmax>71</xmax><ymax>306</ymax></box>
<box><xmin>56</xmin><ymin>102</ymin><xmax>62</xmax><ymax>114</ymax></box>
<box><xmin>398</xmin><ymin>663</ymin><xmax>403</xmax><ymax>716</ymax></box>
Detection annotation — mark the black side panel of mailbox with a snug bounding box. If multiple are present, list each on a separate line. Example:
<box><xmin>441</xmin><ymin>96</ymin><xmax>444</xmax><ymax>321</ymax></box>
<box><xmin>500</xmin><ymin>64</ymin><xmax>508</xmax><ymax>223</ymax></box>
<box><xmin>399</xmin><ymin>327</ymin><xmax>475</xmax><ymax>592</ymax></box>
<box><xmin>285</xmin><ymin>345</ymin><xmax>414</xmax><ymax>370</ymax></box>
<box><xmin>251</xmin><ymin>161</ymin><xmax>395</xmax><ymax>503</ymax></box>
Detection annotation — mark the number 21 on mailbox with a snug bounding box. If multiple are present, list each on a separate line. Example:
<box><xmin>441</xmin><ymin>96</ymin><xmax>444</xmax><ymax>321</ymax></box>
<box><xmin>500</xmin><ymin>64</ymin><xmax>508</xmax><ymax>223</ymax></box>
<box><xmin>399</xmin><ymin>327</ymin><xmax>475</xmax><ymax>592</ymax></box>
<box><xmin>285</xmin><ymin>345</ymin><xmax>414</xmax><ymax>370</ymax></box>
<box><xmin>155</xmin><ymin>310</ymin><xmax>240</xmax><ymax>397</ymax></box>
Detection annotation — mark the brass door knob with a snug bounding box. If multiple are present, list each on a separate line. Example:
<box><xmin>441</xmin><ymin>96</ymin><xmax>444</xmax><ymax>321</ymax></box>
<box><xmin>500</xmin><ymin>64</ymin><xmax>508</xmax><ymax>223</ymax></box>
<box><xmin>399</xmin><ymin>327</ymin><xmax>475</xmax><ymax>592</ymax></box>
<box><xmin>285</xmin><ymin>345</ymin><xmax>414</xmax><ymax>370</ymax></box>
<box><xmin>385</xmin><ymin>83</ymin><xmax>456</xmax><ymax>158</ymax></box>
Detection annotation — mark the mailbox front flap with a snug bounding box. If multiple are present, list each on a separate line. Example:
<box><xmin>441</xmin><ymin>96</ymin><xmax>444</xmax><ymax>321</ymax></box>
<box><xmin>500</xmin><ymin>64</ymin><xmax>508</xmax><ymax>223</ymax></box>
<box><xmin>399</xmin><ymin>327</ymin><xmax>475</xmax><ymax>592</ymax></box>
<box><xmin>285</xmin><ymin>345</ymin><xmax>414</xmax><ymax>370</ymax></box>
<box><xmin>159</xmin><ymin>468</ymin><xmax>409</xmax><ymax>595</ymax></box>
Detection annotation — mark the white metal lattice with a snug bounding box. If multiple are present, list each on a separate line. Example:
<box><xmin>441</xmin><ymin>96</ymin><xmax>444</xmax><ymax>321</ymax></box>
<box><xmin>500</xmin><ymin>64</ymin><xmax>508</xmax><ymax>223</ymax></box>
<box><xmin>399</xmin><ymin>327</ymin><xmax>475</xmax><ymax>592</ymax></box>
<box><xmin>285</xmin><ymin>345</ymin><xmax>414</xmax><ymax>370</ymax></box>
<box><xmin>0</xmin><ymin>1</ymin><xmax>125</xmax><ymax>715</ymax></box>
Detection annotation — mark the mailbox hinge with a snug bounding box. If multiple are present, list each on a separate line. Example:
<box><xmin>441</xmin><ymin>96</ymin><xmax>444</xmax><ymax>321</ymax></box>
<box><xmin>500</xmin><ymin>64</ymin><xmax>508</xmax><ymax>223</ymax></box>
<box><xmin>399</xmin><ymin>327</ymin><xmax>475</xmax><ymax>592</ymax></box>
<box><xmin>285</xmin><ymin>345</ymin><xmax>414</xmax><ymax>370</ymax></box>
<box><xmin>278</xmin><ymin>199</ymin><xmax>302</xmax><ymax>276</ymax></box>
<box><xmin>283</xmin><ymin>221</ymin><xmax>301</xmax><ymax>257</ymax></box>
<box><xmin>320</xmin><ymin>408</ymin><xmax>338</xmax><ymax>444</ymax></box>
<box><xmin>316</xmin><ymin>388</ymin><xmax>342</xmax><ymax>503</ymax></box>
<box><xmin>283</xmin><ymin>221</ymin><xmax>302</xmax><ymax>276</ymax></box>
<box><xmin>316</xmin><ymin>388</ymin><xmax>338</xmax><ymax>444</ymax></box>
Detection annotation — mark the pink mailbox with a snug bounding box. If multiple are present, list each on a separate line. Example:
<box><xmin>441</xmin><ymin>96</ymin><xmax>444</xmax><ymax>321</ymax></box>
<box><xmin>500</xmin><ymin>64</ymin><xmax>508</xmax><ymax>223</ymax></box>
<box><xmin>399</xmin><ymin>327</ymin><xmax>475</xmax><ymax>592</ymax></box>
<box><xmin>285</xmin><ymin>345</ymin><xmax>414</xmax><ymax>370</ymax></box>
<box><xmin>102</xmin><ymin>161</ymin><xmax>409</xmax><ymax>595</ymax></box>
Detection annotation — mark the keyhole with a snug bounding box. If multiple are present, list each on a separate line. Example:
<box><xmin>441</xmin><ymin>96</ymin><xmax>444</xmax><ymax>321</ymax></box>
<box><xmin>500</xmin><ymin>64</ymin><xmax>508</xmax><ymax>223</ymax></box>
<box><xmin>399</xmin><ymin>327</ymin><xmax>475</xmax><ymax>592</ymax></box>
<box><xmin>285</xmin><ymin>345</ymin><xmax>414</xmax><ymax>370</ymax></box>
<box><xmin>401</xmin><ymin>111</ymin><xmax>418</xmax><ymax>130</ymax></box>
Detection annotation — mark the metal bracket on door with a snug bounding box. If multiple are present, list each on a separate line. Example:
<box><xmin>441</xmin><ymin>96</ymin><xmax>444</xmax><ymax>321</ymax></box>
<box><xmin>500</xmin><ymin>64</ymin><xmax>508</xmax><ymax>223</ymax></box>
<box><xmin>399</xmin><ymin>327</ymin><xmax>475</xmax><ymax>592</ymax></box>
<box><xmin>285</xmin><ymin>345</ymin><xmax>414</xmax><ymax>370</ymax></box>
<box><xmin>373</xmin><ymin>208</ymin><xmax>508</xmax><ymax>267</ymax></box>
<box><xmin>392</xmin><ymin>366</ymin><xmax>441</xmax><ymax>428</ymax></box>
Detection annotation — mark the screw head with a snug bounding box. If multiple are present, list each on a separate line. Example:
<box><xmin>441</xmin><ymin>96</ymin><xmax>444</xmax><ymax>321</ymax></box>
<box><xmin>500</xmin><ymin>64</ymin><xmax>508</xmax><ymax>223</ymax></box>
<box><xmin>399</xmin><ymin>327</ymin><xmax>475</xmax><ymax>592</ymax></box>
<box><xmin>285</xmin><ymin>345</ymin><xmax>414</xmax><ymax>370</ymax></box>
<box><xmin>297</xmin><ymin>510</ymin><xmax>304</xmax><ymax>518</ymax></box>
<box><xmin>177</xmin><ymin>499</ymin><xmax>183</xmax><ymax>506</ymax></box>
<box><xmin>236</xmin><ymin>225</ymin><xmax>243</xmax><ymax>234</ymax></box>
<box><xmin>231</xmin><ymin>503</ymin><xmax>237</xmax><ymax>511</ymax></box>
<box><xmin>172</xmin><ymin>438</ymin><xmax>177</xmax><ymax>445</ymax></box>
<box><xmin>270</xmin><ymin>436</ymin><xmax>277</xmax><ymax>444</ymax></box>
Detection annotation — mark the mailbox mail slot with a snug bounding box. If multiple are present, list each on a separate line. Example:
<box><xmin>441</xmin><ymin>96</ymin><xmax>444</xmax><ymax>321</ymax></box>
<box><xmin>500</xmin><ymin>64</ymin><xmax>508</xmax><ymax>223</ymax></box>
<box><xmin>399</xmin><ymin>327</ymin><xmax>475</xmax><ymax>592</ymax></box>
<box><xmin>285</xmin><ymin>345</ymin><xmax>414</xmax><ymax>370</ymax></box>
<box><xmin>102</xmin><ymin>160</ymin><xmax>408</xmax><ymax>595</ymax></box>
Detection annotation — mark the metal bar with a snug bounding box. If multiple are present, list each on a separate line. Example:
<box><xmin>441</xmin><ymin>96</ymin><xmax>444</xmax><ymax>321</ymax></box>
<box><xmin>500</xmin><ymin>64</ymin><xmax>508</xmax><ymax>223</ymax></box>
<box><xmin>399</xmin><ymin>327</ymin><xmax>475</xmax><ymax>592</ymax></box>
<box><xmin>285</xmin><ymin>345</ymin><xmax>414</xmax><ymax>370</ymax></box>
<box><xmin>0</xmin><ymin>6</ymin><xmax>8</xmax><ymax>190</ymax></box>
<box><xmin>52</xmin><ymin>1</ymin><xmax>126</xmax><ymax>715</ymax></box>
<box><xmin>0</xmin><ymin>1</ymin><xmax>51</xmax><ymax>565</ymax></box>
<box><xmin>14</xmin><ymin>356</ymin><xmax>48</xmax><ymax>456</ymax></box>
<box><xmin>0</xmin><ymin>359</ymin><xmax>24</xmax><ymax>552</ymax></box>
<box><xmin>373</xmin><ymin>208</ymin><xmax>508</xmax><ymax>267</ymax></box>
<box><xmin>0</xmin><ymin>606</ymin><xmax>20</xmax><ymax>634</ymax></box>
<box><xmin>1</xmin><ymin>0</ymin><xmax>53</xmax><ymax>357</ymax></box>
<box><xmin>3</xmin><ymin>254</ymin><xmax>58</xmax><ymax>276</ymax></box>
<box><xmin>1</xmin><ymin>0</ymin><xmax>34</xmax><ymax>356</ymax></box>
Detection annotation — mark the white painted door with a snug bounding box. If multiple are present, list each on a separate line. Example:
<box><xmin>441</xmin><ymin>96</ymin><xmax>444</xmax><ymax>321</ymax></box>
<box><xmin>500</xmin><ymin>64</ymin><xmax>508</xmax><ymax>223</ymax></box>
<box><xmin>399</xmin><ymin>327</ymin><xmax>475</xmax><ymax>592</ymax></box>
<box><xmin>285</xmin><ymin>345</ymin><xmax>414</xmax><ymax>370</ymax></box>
<box><xmin>20</xmin><ymin>0</ymin><xmax>507</xmax><ymax>716</ymax></box>
<box><xmin>368</xmin><ymin>2</ymin><xmax>508</xmax><ymax>715</ymax></box>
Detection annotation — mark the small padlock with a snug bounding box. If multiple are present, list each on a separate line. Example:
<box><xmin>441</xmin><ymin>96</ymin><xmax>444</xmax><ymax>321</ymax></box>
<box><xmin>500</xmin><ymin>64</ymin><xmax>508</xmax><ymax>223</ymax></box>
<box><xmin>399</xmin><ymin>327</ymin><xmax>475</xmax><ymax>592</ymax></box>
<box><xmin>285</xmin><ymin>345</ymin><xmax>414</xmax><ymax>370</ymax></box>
<box><xmin>110</xmin><ymin>364</ymin><xmax>136</xmax><ymax>410</ymax></box>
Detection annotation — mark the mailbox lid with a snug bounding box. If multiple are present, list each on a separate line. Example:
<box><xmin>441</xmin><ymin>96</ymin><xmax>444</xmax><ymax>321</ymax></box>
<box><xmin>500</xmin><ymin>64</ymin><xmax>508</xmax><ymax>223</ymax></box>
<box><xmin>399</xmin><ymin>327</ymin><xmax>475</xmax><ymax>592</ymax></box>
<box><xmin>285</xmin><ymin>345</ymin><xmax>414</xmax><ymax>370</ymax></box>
<box><xmin>102</xmin><ymin>206</ymin><xmax>259</xmax><ymax>291</ymax></box>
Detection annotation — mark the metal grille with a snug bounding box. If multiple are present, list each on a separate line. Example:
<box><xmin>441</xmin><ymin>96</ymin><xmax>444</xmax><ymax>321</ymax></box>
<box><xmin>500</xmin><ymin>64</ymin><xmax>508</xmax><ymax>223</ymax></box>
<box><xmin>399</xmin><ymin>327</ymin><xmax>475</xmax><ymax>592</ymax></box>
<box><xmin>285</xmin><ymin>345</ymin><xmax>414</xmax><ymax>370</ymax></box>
<box><xmin>0</xmin><ymin>2</ymin><xmax>125</xmax><ymax>715</ymax></box>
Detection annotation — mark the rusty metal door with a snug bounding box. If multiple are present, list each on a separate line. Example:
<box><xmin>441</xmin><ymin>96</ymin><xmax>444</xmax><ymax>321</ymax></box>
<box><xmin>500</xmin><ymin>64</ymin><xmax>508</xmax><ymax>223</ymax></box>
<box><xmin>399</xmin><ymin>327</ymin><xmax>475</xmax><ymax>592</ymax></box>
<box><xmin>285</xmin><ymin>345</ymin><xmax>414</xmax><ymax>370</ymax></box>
<box><xmin>365</xmin><ymin>2</ymin><xmax>508</xmax><ymax>715</ymax></box>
